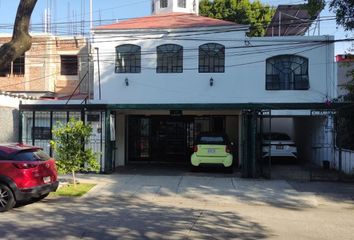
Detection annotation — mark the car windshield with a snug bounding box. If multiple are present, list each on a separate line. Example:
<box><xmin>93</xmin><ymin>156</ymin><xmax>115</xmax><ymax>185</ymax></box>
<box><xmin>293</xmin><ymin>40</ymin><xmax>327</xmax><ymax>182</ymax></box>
<box><xmin>197</xmin><ymin>135</ymin><xmax>227</xmax><ymax>144</ymax></box>
<box><xmin>263</xmin><ymin>133</ymin><xmax>291</xmax><ymax>141</ymax></box>
<box><xmin>13</xmin><ymin>150</ymin><xmax>50</xmax><ymax>161</ymax></box>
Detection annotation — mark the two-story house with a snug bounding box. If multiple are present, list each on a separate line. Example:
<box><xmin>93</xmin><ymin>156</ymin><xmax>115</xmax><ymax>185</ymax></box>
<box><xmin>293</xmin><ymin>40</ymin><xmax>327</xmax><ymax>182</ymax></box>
<box><xmin>20</xmin><ymin>0</ymin><xmax>339</xmax><ymax>177</ymax></box>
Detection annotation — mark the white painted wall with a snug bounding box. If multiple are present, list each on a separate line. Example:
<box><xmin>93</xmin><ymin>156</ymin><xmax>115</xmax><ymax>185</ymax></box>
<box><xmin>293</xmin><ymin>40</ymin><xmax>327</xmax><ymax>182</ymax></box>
<box><xmin>152</xmin><ymin>0</ymin><xmax>199</xmax><ymax>15</ymax></box>
<box><xmin>262</xmin><ymin>118</ymin><xmax>295</xmax><ymax>140</ymax></box>
<box><xmin>335</xmin><ymin>148</ymin><xmax>354</xmax><ymax>175</ymax></box>
<box><xmin>0</xmin><ymin>95</ymin><xmax>21</xmax><ymax>108</ymax></box>
<box><xmin>294</xmin><ymin>116</ymin><xmax>334</xmax><ymax>166</ymax></box>
<box><xmin>92</xmin><ymin>28</ymin><xmax>336</xmax><ymax>106</ymax></box>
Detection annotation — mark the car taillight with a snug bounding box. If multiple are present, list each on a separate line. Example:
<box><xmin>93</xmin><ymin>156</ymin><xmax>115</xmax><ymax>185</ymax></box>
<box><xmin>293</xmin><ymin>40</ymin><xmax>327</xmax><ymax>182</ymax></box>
<box><xmin>193</xmin><ymin>145</ymin><xmax>198</xmax><ymax>152</ymax></box>
<box><xmin>13</xmin><ymin>163</ymin><xmax>38</xmax><ymax>169</ymax></box>
<box><xmin>225</xmin><ymin>146</ymin><xmax>231</xmax><ymax>153</ymax></box>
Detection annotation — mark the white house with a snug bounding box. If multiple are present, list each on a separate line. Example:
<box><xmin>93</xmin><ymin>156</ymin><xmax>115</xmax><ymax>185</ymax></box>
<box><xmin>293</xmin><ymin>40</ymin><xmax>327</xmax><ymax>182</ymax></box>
<box><xmin>19</xmin><ymin>0</ymin><xmax>341</xmax><ymax>177</ymax></box>
<box><xmin>87</xmin><ymin>0</ymin><xmax>337</xmax><ymax>175</ymax></box>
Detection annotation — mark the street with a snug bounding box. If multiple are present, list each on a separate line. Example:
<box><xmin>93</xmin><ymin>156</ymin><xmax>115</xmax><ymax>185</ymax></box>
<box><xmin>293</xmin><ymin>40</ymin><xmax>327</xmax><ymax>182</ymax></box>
<box><xmin>1</xmin><ymin>173</ymin><xmax>354</xmax><ymax>240</ymax></box>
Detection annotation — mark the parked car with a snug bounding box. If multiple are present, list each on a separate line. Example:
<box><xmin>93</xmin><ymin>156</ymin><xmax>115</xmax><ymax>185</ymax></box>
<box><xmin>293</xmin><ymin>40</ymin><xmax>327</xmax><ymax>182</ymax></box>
<box><xmin>0</xmin><ymin>143</ymin><xmax>58</xmax><ymax>212</ymax></box>
<box><xmin>191</xmin><ymin>133</ymin><xmax>234</xmax><ymax>171</ymax></box>
<box><xmin>262</xmin><ymin>132</ymin><xmax>297</xmax><ymax>159</ymax></box>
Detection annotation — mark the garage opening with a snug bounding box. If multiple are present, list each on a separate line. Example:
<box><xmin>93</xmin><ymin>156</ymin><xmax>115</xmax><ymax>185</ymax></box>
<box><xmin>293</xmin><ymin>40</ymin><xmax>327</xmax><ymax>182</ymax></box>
<box><xmin>127</xmin><ymin>115</ymin><xmax>239</xmax><ymax>165</ymax></box>
<box><xmin>258</xmin><ymin>113</ymin><xmax>339</xmax><ymax>181</ymax></box>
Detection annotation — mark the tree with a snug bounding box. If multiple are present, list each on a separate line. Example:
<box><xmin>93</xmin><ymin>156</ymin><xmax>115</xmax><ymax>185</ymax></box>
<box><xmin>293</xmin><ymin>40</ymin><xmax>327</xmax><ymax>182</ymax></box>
<box><xmin>199</xmin><ymin>0</ymin><xmax>275</xmax><ymax>37</ymax></box>
<box><xmin>0</xmin><ymin>0</ymin><xmax>37</xmax><ymax>72</ymax></box>
<box><xmin>329</xmin><ymin>0</ymin><xmax>354</xmax><ymax>31</ymax></box>
<box><xmin>307</xmin><ymin>0</ymin><xmax>354</xmax><ymax>31</ymax></box>
<box><xmin>51</xmin><ymin>118</ymin><xmax>100</xmax><ymax>186</ymax></box>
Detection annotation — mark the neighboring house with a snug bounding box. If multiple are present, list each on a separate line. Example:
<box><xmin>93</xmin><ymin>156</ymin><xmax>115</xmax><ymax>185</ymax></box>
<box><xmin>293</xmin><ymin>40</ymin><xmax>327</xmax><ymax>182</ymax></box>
<box><xmin>0</xmin><ymin>34</ymin><xmax>90</xmax><ymax>99</ymax></box>
<box><xmin>20</xmin><ymin>0</ymin><xmax>341</xmax><ymax>176</ymax></box>
<box><xmin>336</xmin><ymin>54</ymin><xmax>354</xmax><ymax>98</ymax></box>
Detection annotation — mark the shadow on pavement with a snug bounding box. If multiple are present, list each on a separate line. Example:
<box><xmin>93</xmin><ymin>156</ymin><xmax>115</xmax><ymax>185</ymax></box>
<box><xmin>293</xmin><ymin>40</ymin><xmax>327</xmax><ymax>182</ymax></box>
<box><xmin>0</xmin><ymin>195</ymin><xmax>273</xmax><ymax>240</ymax></box>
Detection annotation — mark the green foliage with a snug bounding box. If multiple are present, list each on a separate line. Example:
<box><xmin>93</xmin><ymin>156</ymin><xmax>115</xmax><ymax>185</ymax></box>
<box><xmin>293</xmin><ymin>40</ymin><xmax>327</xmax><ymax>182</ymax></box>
<box><xmin>345</xmin><ymin>69</ymin><xmax>354</xmax><ymax>98</ymax></box>
<box><xmin>51</xmin><ymin>118</ymin><xmax>100</xmax><ymax>175</ymax></box>
<box><xmin>337</xmin><ymin>60</ymin><xmax>354</xmax><ymax>151</ymax></box>
<box><xmin>51</xmin><ymin>183</ymin><xmax>96</xmax><ymax>197</ymax></box>
<box><xmin>199</xmin><ymin>0</ymin><xmax>276</xmax><ymax>37</ymax></box>
<box><xmin>306</xmin><ymin>0</ymin><xmax>325</xmax><ymax>18</ymax></box>
<box><xmin>329</xmin><ymin>0</ymin><xmax>354</xmax><ymax>31</ymax></box>
<box><xmin>306</xmin><ymin>0</ymin><xmax>354</xmax><ymax>31</ymax></box>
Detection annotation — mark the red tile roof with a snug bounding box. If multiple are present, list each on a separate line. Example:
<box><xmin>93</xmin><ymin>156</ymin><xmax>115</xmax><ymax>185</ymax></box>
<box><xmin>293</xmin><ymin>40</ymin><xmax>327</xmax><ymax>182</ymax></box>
<box><xmin>96</xmin><ymin>13</ymin><xmax>244</xmax><ymax>30</ymax></box>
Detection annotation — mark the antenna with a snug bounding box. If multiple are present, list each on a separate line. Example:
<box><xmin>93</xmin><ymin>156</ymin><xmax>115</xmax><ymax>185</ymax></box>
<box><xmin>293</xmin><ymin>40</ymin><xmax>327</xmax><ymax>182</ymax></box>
<box><xmin>67</xmin><ymin>1</ymin><xmax>71</xmax><ymax>35</ymax></box>
<box><xmin>53</xmin><ymin>0</ymin><xmax>57</xmax><ymax>34</ymax></box>
<box><xmin>90</xmin><ymin>0</ymin><xmax>93</xmax><ymax>32</ymax></box>
<box><xmin>99</xmin><ymin>9</ymin><xmax>102</xmax><ymax>26</ymax></box>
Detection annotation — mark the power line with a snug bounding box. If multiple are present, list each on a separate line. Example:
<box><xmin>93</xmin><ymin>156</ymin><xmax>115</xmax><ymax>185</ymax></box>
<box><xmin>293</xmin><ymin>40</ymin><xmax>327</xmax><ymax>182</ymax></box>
<box><xmin>0</xmin><ymin>42</ymin><xmax>330</xmax><ymax>90</ymax></box>
<box><xmin>1</xmin><ymin>38</ymin><xmax>351</xmax><ymax>63</ymax></box>
<box><xmin>0</xmin><ymin>12</ymin><xmax>343</xmax><ymax>35</ymax></box>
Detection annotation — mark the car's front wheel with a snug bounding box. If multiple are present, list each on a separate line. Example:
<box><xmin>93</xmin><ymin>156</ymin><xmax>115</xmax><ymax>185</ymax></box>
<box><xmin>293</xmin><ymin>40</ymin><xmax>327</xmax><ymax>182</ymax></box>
<box><xmin>0</xmin><ymin>184</ymin><xmax>15</xmax><ymax>212</ymax></box>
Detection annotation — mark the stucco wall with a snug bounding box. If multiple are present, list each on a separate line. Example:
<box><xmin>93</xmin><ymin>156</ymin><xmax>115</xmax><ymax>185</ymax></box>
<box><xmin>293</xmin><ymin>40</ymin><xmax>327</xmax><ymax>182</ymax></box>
<box><xmin>0</xmin><ymin>107</ymin><xmax>19</xmax><ymax>143</ymax></box>
<box><xmin>337</xmin><ymin>61</ymin><xmax>354</xmax><ymax>97</ymax></box>
<box><xmin>92</xmin><ymin>30</ymin><xmax>336</xmax><ymax>105</ymax></box>
<box><xmin>294</xmin><ymin>116</ymin><xmax>334</xmax><ymax>166</ymax></box>
<box><xmin>0</xmin><ymin>95</ymin><xmax>21</xmax><ymax>143</ymax></box>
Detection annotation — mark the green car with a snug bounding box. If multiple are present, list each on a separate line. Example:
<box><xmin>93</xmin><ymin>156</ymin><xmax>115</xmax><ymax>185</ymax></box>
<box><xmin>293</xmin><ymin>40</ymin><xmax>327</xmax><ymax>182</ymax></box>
<box><xmin>191</xmin><ymin>133</ymin><xmax>234</xmax><ymax>170</ymax></box>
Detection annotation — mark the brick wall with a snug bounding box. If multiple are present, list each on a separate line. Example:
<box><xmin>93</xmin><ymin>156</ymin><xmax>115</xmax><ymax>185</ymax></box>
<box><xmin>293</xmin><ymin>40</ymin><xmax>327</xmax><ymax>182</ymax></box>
<box><xmin>0</xmin><ymin>35</ymin><xmax>89</xmax><ymax>98</ymax></box>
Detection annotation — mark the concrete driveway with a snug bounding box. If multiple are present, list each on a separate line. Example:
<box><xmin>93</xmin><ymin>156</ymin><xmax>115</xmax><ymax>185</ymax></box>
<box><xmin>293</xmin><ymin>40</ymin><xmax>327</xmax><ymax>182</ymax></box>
<box><xmin>0</xmin><ymin>171</ymin><xmax>354</xmax><ymax>240</ymax></box>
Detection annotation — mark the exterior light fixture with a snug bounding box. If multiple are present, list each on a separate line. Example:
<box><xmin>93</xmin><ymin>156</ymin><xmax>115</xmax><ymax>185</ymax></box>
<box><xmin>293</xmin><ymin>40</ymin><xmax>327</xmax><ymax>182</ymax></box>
<box><xmin>125</xmin><ymin>78</ymin><xmax>129</xmax><ymax>86</ymax></box>
<box><xmin>210</xmin><ymin>77</ymin><xmax>214</xmax><ymax>87</ymax></box>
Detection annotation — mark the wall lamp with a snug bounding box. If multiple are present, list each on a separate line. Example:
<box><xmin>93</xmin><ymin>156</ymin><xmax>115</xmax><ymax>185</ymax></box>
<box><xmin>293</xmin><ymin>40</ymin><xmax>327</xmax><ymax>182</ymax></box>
<box><xmin>125</xmin><ymin>77</ymin><xmax>129</xmax><ymax>86</ymax></box>
<box><xmin>210</xmin><ymin>77</ymin><xmax>214</xmax><ymax>87</ymax></box>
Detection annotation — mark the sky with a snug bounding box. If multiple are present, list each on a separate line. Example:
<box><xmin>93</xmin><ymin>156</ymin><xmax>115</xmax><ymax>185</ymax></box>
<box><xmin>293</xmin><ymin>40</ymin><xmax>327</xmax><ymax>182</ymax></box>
<box><xmin>0</xmin><ymin>0</ymin><xmax>352</xmax><ymax>55</ymax></box>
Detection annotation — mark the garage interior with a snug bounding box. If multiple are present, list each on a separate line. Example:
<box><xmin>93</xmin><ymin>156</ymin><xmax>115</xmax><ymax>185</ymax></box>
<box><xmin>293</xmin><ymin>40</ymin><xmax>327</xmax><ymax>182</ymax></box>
<box><xmin>125</xmin><ymin>113</ymin><xmax>239</xmax><ymax>165</ymax></box>
<box><xmin>259</xmin><ymin>115</ymin><xmax>337</xmax><ymax>180</ymax></box>
<box><xmin>19</xmin><ymin>103</ymin><xmax>350</xmax><ymax>179</ymax></box>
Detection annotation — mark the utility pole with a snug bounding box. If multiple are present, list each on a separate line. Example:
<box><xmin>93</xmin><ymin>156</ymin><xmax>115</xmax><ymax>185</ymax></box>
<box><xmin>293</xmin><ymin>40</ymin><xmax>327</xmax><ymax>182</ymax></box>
<box><xmin>88</xmin><ymin>0</ymin><xmax>93</xmax><ymax>101</ymax></box>
<box><xmin>90</xmin><ymin>0</ymin><xmax>93</xmax><ymax>33</ymax></box>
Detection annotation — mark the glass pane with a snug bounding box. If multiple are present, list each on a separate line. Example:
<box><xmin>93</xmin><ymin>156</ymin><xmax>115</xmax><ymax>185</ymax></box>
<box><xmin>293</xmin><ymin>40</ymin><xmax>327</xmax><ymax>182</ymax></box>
<box><xmin>157</xmin><ymin>44</ymin><xmax>183</xmax><ymax>73</ymax></box>
<box><xmin>266</xmin><ymin>55</ymin><xmax>309</xmax><ymax>90</ymax></box>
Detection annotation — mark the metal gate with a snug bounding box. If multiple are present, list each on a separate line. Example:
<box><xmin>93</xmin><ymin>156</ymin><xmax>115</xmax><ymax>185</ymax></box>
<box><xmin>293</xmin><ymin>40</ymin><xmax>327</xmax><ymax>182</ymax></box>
<box><xmin>21</xmin><ymin>109</ymin><xmax>107</xmax><ymax>172</ymax></box>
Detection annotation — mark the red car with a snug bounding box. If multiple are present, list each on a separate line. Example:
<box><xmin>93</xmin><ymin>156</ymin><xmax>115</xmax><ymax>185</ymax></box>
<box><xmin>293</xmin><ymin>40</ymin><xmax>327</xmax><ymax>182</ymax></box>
<box><xmin>0</xmin><ymin>143</ymin><xmax>58</xmax><ymax>212</ymax></box>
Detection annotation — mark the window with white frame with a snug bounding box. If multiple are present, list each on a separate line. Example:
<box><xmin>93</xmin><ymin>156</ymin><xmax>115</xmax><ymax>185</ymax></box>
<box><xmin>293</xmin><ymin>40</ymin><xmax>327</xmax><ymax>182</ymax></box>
<box><xmin>199</xmin><ymin>43</ymin><xmax>225</xmax><ymax>73</ymax></box>
<box><xmin>156</xmin><ymin>44</ymin><xmax>183</xmax><ymax>73</ymax></box>
<box><xmin>178</xmin><ymin>0</ymin><xmax>186</xmax><ymax>8</ymax></box>
<box><xmin>115</xmin><ymin>44</ymin><xmax>141</xmax><ymax>73</ymax></box>
<box><xmin>160</xmin><ymin>0</ymin><xmax>168</xmax><ymax>8</ymax></box>
<box><xmin>266</xmin><ymin>55</ymin><xmax>309</xmax><ymax>90</ymax></box>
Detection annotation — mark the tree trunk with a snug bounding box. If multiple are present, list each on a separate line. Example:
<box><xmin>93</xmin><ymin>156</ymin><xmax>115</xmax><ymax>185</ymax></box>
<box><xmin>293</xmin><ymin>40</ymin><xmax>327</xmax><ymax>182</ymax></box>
<box><xmin>0</xmin><ymin>0</ymin><xmax>38</xmax><ymax>72</ymax></box>
<box><xmin>72</xmin><ymin>170</ymin><xmax>77</xmax><ymax>188</ymax></box>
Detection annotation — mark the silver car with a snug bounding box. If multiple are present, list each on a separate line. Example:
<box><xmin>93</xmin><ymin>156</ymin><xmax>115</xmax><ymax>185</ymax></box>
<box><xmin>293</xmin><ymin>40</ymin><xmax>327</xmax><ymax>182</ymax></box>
<box><xmin>262</xmin><ymin>132</ymin><xmax>297</xmax><ymax>159</ymax></box>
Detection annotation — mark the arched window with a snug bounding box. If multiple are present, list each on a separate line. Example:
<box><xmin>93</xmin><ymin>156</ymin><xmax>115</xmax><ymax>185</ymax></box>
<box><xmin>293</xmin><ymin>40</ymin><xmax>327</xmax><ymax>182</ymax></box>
<box><xmin>266</xmin><ymin>55</ymin><xmax>309</xmax><ymax>90</ymax></box>
<box><xmin>199</xmin><ymin>43</ymin><xmax>225</xmax><ymax>73</ymax></box>
<box><xmin>156</xmin><ymin>44</ymin><xmax>183</xmax><ymax>73</ymax></box>
<box><xmin>160</xmin><ymin>0</ymin><xmax>168</xmax><ymax>8</ymax></box>
<box><xmin>178</xmin><ymin>0</ymin><xmax>186</xmax><ymax>8</ymax></box>
<box><xmin>115</xmin><ymin>44</ymin><xmax>141</xmax><ymax>73</ymax></box>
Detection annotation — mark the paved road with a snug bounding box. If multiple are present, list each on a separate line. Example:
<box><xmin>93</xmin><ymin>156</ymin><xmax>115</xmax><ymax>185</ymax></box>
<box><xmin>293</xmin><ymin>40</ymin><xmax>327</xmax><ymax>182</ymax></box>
<box><xmin>1</xmin><ymin>172</ymin><xmax>354</xmax><ymax>240</ymax></box>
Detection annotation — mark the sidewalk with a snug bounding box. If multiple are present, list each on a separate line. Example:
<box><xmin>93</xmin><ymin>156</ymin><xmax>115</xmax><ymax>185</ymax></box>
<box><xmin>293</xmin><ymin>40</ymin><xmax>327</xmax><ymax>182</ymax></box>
<box><xmin>0</xmin><ymin>173</ymin><xmax>353</xmax><ymax>240</ymax></box>
<box><xmin>66</xmin><ymin>173</ymin><xmax>354</xmax><ymax>210</ymax></box>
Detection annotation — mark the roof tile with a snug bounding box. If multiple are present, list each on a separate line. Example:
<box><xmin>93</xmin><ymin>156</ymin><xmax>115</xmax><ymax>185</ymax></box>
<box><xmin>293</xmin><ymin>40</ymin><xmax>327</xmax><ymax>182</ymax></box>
<box><xmin>96</xmin><ymin>13</ymin><xmax>243</xmax><ymax>30</ymax></box>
